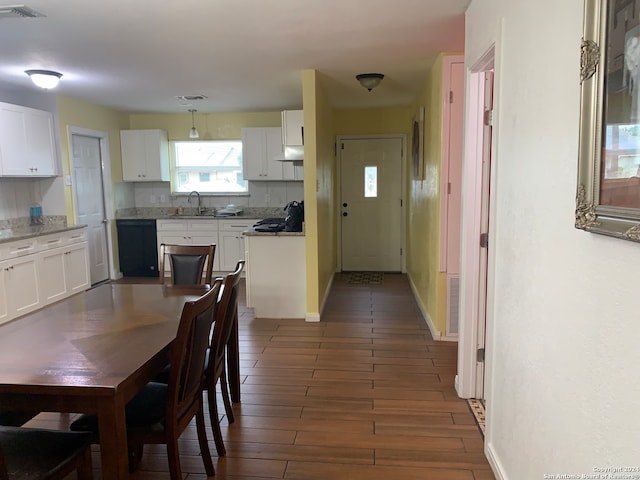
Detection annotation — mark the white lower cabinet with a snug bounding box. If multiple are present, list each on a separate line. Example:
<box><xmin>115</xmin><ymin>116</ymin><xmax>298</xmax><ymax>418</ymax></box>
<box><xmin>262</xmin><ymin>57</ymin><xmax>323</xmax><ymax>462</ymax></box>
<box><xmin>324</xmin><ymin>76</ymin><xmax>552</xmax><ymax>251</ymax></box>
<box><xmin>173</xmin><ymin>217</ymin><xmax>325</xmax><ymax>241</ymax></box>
<box><xmin>218</xmin><ymin>219</ymin><xmax>256</xmax><ymax>271</ymax></box>
<box><xmin>0</xmin><ymin>227</ymin><xmax>89</xmax><ymax>326</ymax></box>
<box><xmin>1</xmin><ymin>255</ymin><xmax>40</xmax><ymax>320</ymax></box>
<box><xmin>156</xmin><ymin>219</ymin><xmax>220</xmax><ymax>276</ymax></box>
<box><xmin>38</xmin><ymin>242</ymin><xmax>90</xmax><ymax>304</ymax></box>
<box><xmin>156</xmin><ymin>218</ymin><xmax>258</xmax><ymax>276</ymax></box>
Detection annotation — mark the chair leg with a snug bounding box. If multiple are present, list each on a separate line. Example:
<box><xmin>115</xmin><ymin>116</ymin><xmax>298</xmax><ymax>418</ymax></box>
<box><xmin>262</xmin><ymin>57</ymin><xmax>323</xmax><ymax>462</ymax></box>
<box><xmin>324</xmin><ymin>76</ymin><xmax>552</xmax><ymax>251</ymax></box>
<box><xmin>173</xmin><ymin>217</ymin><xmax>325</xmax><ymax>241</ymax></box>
<box><xmin>196</xmin><ymin>404</ymin><xmax>216</xmax><ymax>475</ymax></box>
<box><xmin>76</xmin><ymin>445</ymin><xmax>93</xmax><ymax>480</ymax></box>
<box><xmin>207</xmin><ymin>382</ymin><xmax>226</xmax><ymax>456</ymax></box>
<box><xmin>166</xmin><ymin>436</ymin><xmax>183</xmax><ymax>480</ymax></box>
<box><xmin>127</xmin><ymin>444</ymin><xmax>144</xmax><ymax>473</ymax></box>
<box><xmin>220</xmin><ymin>369</ymin><xmax>235</xmax><ymax>424</ymax></box>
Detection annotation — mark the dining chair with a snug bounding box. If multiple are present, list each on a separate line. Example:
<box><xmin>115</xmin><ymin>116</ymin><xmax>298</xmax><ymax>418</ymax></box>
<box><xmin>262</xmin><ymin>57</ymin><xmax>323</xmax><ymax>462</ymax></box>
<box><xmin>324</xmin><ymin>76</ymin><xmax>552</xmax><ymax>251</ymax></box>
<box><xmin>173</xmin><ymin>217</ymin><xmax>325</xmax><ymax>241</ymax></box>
<box><xmin>70</xmin><ymin>280</ymin><xmax>222</xmax><ymax>479</ymax></box>
<box><xmin>0</xmin><ymin>425</ymin><xmax>93</xmax><ymax>480</ymax></box>
<box><xmin>158</xmin><ymin>243</ymin><xmax>216</xmax><ymax>285</ymax></box>
<box><xmin>206</xmin><ymin>260</ymin><xmax>245</xmax><ymax>456</ymax></box>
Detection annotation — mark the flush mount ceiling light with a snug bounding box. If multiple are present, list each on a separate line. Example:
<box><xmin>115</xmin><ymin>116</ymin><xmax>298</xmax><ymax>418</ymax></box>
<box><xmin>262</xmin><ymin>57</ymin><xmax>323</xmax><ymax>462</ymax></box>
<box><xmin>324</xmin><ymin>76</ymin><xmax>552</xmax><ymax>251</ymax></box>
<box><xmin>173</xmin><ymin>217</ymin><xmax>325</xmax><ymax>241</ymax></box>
<box><xmin>188</xmin><ymin>109</ymin><xmax>199</xmax><ymax>139</ymax></box>
<box><xmin>25</xmin><ymin>69</ymin><xmax>62</xmax><ymax>89</ymax></box>
<box><xmin>356</xmin><ymin>73</ymin><xmax>384</xmax><ymax>92</ymax></box>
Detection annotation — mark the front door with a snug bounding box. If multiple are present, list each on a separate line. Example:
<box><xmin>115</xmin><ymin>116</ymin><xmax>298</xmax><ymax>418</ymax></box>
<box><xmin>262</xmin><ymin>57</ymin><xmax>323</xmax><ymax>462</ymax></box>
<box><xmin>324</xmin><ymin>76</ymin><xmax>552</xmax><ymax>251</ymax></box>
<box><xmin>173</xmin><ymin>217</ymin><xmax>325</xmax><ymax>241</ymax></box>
<box><xmin>339</xmin><ymin>137</ymin><xmax>403</xmax><ymax>271</ymax></box>
<box><xmin>71</xmin><ymin>134</ymin><xmax>109</xmax><ymax>285</ymax></box>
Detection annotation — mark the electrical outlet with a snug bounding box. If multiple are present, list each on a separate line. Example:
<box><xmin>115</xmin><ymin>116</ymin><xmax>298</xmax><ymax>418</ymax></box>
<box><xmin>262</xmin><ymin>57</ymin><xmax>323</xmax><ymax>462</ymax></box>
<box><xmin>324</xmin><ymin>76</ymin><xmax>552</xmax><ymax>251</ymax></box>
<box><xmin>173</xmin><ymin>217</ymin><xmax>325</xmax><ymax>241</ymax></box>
<box><xmin>264</xmin><ymin>193</ymin><xmax>270</xmax><ymax>204</ymax></box>
<box><xmin>64</xmin><ymin>175</ymin><xmax>72</xmax><ymax>186</ymax></box>
<box><xmin>150</xmin><ymin>194</ymin><xmax>156</xmax><ymax>204</ymax></box>
<box><xmin>160</xmin><ymin>194</ymin><xmax>167</xmax><ymax>203</ymax></box>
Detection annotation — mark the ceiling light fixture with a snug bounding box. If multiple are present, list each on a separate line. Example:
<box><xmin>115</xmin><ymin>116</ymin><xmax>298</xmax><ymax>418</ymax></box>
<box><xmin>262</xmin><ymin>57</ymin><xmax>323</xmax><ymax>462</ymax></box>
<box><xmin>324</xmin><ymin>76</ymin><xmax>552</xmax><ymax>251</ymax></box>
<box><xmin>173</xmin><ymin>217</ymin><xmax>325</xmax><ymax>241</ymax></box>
<box><xmin>356</xmin><ymin>73</ymin><xmax>384</xmax><ymax>92</ymax></box>
<box><xmin>188</xmin><ymin>109</ymin><xmax>199</xmax><ymax>139</ymax></box>
<box><xmin>25</xmin><ymin>69</ymin><xmax>62</xmax><ymax>89</ymax></box>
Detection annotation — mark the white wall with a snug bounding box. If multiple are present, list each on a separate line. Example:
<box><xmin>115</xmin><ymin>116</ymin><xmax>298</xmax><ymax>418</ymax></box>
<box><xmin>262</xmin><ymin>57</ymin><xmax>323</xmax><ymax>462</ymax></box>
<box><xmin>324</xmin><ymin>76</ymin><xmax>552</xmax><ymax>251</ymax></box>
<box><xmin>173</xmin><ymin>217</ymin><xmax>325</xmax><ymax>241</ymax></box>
<box><xmin>466</xmin><ymin>0</ymin><xmax>640</xmax><ymax>478</ymax></box>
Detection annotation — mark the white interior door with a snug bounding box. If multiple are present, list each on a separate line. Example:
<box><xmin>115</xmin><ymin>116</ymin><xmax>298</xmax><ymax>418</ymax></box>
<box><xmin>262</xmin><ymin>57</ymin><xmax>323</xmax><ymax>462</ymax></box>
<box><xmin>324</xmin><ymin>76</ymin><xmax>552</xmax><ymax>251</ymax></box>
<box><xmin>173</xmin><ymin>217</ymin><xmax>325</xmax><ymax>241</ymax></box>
<box><xmin>72</xmin><ymin>134</ymin><xmax>109</xmax><ymax>285</ymax></box>
<box><xmin>476</xmin><ymin>70</ymin><xmax>494</xmax><ymax>401</ymax></box>
<box><xmin>340</xmin><ymin>137</ymin><xmax>403</xmax><ymax>271</ymax></box>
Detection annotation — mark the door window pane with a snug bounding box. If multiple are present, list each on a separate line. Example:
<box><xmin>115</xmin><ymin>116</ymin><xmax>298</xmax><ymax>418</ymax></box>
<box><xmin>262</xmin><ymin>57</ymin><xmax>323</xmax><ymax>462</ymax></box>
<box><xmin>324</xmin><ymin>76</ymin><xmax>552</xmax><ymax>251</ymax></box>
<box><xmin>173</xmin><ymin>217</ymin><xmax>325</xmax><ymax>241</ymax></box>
<box><xmin>364</xmin><ymin>166</ymin><xmax>377</xmax><ymax>197</ymax></box>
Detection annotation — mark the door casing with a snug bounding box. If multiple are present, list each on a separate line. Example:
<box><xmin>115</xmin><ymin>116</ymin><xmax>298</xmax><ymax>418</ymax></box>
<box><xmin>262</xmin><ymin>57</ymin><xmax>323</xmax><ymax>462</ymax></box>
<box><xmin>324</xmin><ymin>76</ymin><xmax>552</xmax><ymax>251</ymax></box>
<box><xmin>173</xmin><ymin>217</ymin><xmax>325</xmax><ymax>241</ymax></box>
<box><xmin>68</xmin><ymin>126</ymin><xmax>117</xmax><ymax>282</ymax></box>
<box><xmin>457</xmin><ymin>44</ymin><xmax>498</xmax><ymax>401</ymax></box>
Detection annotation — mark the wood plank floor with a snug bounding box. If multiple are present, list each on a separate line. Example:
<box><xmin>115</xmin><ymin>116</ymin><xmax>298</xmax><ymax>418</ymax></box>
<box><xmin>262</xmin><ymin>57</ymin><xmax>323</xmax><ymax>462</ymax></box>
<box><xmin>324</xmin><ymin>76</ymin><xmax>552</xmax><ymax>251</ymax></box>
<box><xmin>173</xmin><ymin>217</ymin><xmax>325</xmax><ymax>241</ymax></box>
<box><xmin>27</xmin><ymin>272</ymin><xmax>494</xmax><ymax>479</ymax></box>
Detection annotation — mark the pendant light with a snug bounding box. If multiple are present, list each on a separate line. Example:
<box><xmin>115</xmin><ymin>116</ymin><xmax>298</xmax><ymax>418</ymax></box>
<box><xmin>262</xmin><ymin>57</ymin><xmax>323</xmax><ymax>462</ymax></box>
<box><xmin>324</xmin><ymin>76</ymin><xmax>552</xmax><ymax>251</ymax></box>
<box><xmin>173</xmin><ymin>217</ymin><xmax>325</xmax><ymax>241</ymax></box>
<box><xmin>188</xmin><ymin>109</ymin><xmax>199</xmax><ymax>139</ymax></box>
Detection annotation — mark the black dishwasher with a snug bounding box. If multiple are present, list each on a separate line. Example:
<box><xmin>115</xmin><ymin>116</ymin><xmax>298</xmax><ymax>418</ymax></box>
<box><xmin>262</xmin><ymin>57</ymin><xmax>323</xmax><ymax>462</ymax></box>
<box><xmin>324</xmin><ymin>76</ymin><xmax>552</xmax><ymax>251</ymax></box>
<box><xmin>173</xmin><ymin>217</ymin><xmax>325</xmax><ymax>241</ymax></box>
<box><xmin>116</xmin><ymin>219</ymin><xmax>159</xmax><ymax>277</ymax></box>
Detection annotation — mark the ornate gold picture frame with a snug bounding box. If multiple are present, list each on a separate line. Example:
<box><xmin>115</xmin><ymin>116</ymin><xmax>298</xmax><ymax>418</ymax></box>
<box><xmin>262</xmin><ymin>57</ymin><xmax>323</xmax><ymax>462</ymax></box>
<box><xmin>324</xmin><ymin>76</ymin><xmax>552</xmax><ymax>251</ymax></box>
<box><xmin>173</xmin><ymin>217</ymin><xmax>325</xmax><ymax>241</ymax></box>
<box><xmin>577</xmin><ymin>0</ymin><xmax>640</xmax><ymax>242</ymax></box>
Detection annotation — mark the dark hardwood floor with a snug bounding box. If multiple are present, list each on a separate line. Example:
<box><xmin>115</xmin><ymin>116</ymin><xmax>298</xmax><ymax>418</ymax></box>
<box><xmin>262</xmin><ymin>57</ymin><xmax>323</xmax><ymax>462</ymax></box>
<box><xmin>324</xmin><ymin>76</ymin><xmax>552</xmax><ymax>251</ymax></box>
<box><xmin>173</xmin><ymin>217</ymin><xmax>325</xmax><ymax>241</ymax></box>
<box><xmin>27</xmin><ymin>272</ymin><xmax>494</xmax><ymax>479</ymax></box>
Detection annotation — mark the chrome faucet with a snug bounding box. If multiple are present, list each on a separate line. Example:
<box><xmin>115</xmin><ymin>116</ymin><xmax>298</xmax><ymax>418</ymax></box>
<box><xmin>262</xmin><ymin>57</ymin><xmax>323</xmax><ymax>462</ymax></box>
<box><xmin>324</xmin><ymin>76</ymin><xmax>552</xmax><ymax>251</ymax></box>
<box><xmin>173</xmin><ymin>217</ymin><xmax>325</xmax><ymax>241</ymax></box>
<box><xmin>187</xmin><ymin>191</ymin><xmax>204</xmax><ymax>215</ymax></box>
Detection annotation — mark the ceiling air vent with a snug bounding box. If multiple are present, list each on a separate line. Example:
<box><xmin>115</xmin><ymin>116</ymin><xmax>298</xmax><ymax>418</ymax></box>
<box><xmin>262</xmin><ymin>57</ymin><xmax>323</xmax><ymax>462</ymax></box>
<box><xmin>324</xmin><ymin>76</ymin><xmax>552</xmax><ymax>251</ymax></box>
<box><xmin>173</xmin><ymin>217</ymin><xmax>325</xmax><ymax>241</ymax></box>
<box><xmin>176</xmin><ymin>95</ymin><xmax>207</xmax><ymax>101</ymax></box>
<box><xmin>0</xmin><ymin>5</ymin><xmax>45</xmax><ymax>18</ymax></box>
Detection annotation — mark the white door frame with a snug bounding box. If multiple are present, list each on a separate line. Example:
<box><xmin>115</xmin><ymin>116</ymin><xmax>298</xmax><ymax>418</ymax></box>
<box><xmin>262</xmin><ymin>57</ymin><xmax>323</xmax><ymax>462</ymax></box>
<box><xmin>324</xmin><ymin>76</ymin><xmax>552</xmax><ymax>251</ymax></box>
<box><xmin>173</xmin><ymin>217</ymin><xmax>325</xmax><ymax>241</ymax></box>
<box><xmin>336</xmin><ymin>134</ymin><xmax>407</xmax><ymax>273</ymax></box>
<box><xmin>456</xmin><ymin>45</ymin><xmax>498</xmax><ymax>399</ymax></box>
<box><xmin>68</xmin><ymin>126</ymin><xmax>118</xmax><ymax>281</ymax></box>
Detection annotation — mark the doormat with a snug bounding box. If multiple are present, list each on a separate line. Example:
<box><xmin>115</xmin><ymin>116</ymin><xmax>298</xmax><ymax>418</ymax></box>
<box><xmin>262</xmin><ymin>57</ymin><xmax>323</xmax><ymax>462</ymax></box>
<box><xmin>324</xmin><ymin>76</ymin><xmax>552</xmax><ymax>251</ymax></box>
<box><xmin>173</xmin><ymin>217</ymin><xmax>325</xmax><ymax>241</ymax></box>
<box><xmin>348</xmin><ymin>272</ymin><xmax>384</xmax><ymax>284</ymax></box>
<box><xmin>467</xmin><ymin>398</ymin><xmax>486</xmax><ymax>436</ymax></box>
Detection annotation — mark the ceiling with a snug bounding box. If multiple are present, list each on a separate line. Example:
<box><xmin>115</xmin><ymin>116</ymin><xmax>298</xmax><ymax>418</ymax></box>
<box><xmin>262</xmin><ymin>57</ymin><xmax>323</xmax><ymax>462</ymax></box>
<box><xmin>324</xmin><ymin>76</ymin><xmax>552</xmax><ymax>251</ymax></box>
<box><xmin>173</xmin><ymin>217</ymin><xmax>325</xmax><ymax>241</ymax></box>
<box><xmin>0</xmin><ymin>0</ymin><xmax>469</xmax><ymax>114</ymax></box>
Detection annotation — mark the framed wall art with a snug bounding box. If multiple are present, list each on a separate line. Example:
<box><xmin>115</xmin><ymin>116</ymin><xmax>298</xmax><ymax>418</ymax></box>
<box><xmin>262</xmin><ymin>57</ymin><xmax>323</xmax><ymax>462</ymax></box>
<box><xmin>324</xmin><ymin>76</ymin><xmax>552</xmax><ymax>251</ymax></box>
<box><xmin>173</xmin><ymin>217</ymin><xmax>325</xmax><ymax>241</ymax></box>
<box><xmin>577</xmin><ymin>0</ymin><xmax>640</xmax><ymax>241</ymax></box>
<box><xmin>412</xmin><ymin>106</ymin><xmax>425</xmax><ymax>180</ymax></box>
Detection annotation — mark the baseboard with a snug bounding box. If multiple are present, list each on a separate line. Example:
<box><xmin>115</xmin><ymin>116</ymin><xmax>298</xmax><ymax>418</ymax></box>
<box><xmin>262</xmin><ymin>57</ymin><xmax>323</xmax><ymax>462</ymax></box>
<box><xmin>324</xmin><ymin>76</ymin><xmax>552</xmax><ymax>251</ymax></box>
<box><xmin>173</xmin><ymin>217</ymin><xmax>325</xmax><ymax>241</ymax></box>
<box><xmin>485</xmin><ymin>440</ymin><xmax>507</xmax><ymax>480</ymax></box>
<box><xmin>407</xmin><ymin>274</ymin><xmax>442</xmax><ymax>340</ymax></box>
<box><xmin>439</xmin><ymin>335</ymin><xmax>459</xmax><ymax>342</ymax></box>
<box><xmin>305</xmin><ymin>313</ymin><xmax>320</xmax><ymax>322</ymax></box>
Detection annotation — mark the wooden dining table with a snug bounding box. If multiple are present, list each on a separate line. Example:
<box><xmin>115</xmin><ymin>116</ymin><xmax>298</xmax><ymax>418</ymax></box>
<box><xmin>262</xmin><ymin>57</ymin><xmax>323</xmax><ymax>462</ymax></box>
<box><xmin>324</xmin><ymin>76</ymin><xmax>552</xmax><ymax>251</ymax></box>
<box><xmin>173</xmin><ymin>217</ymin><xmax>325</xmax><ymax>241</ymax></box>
<box><xmin>0</xmin><ymin>283</ymin><xmax>240</xmax><ymax>479</ymax></box>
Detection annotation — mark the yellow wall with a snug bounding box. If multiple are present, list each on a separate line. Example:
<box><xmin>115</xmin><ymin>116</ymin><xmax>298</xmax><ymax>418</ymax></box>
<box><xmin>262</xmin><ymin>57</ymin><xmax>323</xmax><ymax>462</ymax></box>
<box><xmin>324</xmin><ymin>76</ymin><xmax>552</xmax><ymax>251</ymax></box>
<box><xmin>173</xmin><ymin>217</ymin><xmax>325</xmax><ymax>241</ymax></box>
<box><xmin>333</xmin><ymin>108</ymin><xmax>413</xmax><ymax>136</ymax></box>
<box><xmin>129</xmin><ymin>112</ymin><xmax>281</xmax><ymax>140</ymax></box>
<box><xmin>56</xmin><ymin>96</ymin><xmax>129</xmax><ymax>218</ymax></box>
<box><xmin>407</xmin><ymin>54</ymin><xmax>447</xmax><ymax>334</ymax></box>
<box><xmin>302</xmin><ymin>70</ymin><xmax>337</xmax><ymax>316</ymax></box>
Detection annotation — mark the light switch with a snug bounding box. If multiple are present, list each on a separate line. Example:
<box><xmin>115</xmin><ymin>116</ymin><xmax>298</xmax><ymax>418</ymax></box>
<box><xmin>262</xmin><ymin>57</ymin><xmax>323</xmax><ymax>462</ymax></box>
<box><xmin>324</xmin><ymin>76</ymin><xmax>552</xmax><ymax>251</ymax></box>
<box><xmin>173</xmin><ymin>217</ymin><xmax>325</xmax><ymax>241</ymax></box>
<box><xmin>65</xmin><ymin>175</ymin><xmax>72</xmax><ymax>186</ymax></box>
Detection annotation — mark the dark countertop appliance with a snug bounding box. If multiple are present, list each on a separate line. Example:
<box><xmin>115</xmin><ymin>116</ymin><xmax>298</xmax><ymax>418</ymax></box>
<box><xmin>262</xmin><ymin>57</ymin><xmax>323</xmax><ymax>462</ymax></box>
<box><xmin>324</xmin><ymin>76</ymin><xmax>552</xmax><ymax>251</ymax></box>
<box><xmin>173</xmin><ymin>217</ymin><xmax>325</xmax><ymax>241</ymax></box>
<box><xmin>253</xmin><ymin>218</ymin><xmax>286</xmax><ymax>232</ymax></box>
<box><xmin>116</xmin><ymin>219</ymin><xmax>159</xmax><ymax>277</ymax></box>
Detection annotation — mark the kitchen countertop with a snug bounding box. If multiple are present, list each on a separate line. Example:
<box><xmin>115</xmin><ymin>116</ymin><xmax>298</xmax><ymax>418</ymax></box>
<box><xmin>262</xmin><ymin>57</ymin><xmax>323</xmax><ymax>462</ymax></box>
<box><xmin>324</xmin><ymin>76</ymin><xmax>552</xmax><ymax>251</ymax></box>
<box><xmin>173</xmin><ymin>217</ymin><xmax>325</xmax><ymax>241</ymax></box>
<box><xmin>0</xmin><ymin>224</ymin><xmax>86</xmax><ymax>244</ymax></box>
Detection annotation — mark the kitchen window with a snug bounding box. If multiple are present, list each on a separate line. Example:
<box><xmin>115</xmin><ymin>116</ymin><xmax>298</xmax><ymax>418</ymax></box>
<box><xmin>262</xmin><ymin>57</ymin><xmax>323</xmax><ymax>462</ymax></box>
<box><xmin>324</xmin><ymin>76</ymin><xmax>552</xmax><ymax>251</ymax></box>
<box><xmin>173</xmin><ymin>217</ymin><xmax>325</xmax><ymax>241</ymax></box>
<box><xmin>171</xmin><ymin>140</ymin><xmax>247</xmax><ymax>194</ymax></box>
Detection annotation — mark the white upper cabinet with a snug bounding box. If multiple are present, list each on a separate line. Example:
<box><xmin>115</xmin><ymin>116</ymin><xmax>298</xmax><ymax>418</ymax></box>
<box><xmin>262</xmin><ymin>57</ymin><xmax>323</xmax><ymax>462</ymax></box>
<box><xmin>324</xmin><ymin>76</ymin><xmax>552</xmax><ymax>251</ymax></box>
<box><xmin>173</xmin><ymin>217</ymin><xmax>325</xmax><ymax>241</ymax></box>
<box><xmin>120</xmin><ymin>129</ymin><xmax>169</xmax><ymax>182</ymax></box>
<box><xmin>281</xmin><ymin>110</ymin><xmax>304</xmax><ymax>145</ymax></box>
<box><xmin>242</xmin><ymin>127</ymin><xmax>284</xmax><ymax>181</ymax></box>
<box><xmin>0</xmin><ymin>102</ymin><xmax>57</xmax><ymax>177</ymax></box>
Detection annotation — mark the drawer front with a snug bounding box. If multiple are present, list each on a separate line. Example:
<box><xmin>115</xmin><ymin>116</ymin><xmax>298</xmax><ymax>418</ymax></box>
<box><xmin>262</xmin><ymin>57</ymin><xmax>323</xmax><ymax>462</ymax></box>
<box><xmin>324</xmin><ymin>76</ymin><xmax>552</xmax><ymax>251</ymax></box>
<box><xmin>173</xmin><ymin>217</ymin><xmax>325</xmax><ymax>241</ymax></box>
<box><xmin>218</xmin><ymin>219</ymin><xmax>257</xmax><ymax>232</ymax></box>
<box><xmin>7</xmin><ymin>238</ymin><xmax>38</xmax><ymax>257</ymax></box>
<box><xmin>157</xmin><ymin>219</ymin><xmax>188</xmax><ymax>231</ymax></box>
<box><xmin>37</xmin><ymin>233</ymin><xmax>64</xmax><ymax>251</ymax></box>
<box><xmin>64</xmin><ymin>228</ymin><xmax>88</xmax><ymax>244</ymax></box>
<box><xmin>188</xmin><ymin>220</ymin><xmax>218</xmax><ymax>232</ymax></box>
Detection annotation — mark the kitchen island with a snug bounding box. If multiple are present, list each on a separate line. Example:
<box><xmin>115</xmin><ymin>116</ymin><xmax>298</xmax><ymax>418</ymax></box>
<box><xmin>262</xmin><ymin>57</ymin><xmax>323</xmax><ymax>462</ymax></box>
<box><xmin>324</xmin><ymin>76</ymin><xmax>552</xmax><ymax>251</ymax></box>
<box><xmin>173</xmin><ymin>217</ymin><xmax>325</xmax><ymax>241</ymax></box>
<box><xmin>244</xmin><ymin>229</ymin><xmax>306</xmax><ymax>319</ymax></box>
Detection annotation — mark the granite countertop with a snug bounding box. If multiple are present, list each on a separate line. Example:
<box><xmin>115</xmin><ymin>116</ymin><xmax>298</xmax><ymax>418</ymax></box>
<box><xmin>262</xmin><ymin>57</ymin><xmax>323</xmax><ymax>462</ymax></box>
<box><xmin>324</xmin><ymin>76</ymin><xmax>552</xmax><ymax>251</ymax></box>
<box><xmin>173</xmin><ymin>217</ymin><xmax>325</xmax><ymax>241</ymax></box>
<box><xmin>118</xmin><ymin>213</ymin><xmax>260</xmax><ymax>220</ymax></box>
<box><xmin>0</xmin><ymin>224</ymin><xmax>86</xmax><ymax>244</ymax></box>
